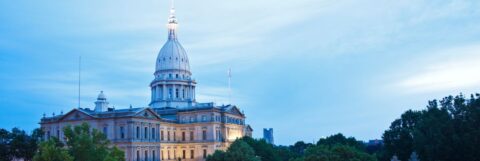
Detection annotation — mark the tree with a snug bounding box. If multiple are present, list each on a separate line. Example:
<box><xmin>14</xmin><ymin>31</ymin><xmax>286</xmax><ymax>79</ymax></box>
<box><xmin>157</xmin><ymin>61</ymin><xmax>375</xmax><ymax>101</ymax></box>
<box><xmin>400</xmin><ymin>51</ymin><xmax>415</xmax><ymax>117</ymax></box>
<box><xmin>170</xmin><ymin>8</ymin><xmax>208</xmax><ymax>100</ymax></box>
<box><xmin>206</xmin><ymin>140</ymin><xmax>260</xmax><ymax>161</ymax></box>
<box><xmin>0</xmin><ymin>129</ymin><xmax>12</xmax><ymax>161</ymax></box>
<box><xmin>33</xmin><ymin>138</ymin><xmax>73</xmax><ymax>161</ymax></box>
<box><xmin>290</xmin><ymin>141</ymin><xmax>313</xmax><ymax>158</ymax></box>
<box><xmin>302</xmin><ymin>144</ymin><xmax>377</xmax><ymax>161</ymax></box>
<box><xmin>382</xmin><ymin>93</ymin><xmax>480</xmax><ymax>161</ymax></box>
<box><xmin>103</xmin><ymin>147</ymin><xmax>126</xmax><ymax>161</ymax></box>
<box><xmin>225</xmin><ymin>140</ymin><xmax>260</xmax><ymax>161</ymax></box>
<box><xmin>240</xmin><ymin>137</ymin><xmax>281</xmax><ymax>161</ymax></box>
<box><xmin>317</xmin><ymin>133</ymin><xmax>365</xmax><ymax>150</ymax></box>
<box><xmin>408</xmin><ymin>152</ymin><xmax>419</xmax><ymax>161</ymax></box>
<box><xmin>206</xmin><ymin>150</ymin><xmax>226</xmax><ymax>161</ymax></box>
<box><xmin>382</xmin><ymin>110</ymin><xmax>422</xmax><ymax>161</ymax></box>
<box><xmin>62</xmin><ymin>122</ymin><xmax>125</xmax><ymax>161</ymax></box>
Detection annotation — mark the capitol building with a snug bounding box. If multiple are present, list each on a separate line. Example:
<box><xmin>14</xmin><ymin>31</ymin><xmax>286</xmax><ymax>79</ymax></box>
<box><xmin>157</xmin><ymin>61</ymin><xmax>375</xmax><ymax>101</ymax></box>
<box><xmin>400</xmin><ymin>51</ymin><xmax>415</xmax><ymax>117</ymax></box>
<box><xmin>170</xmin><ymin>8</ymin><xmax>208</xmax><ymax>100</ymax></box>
<box><xmin>39</xmin><ymin>4</ymin><xmax>252</xmax><ymax>161</ymax></box>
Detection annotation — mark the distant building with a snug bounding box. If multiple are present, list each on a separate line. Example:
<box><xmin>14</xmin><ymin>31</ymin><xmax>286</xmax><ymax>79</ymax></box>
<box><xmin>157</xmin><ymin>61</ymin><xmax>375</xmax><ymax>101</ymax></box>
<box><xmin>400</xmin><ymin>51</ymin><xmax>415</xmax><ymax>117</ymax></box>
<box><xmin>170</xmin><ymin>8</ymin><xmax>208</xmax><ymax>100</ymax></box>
<box><xmin>39</xmin><ymin>3</ymin><xmax>252</xmax><ymax>161</ymax></box>
<box><xmin>263</xmin><ymin>128</ymin><xmax>274</xmax><ymax>145</ymax></box>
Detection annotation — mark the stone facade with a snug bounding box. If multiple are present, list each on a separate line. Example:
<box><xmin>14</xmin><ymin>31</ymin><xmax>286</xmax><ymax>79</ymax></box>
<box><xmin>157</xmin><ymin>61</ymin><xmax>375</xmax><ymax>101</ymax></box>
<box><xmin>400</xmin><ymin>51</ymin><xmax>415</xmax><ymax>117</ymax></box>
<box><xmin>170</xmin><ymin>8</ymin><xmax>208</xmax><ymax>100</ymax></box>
<box><xmin>39</xmin><ymin>4</ymin><xmax>252</xmax><ymax>161</ymax></box>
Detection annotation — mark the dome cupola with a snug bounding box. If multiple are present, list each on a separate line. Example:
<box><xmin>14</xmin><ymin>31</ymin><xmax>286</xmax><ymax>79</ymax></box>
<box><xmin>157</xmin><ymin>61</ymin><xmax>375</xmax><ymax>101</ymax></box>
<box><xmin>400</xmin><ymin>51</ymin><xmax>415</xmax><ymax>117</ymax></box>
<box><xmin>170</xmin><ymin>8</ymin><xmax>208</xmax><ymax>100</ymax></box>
<box><xmin>155</xmin><ymin>4</ymin><xmax>190</xmax><ymax>75</ymax></box>
<box><xmin>150</xmin><ymin>2</ymin><xmax>197</xmax><ymax>109</ymax></box>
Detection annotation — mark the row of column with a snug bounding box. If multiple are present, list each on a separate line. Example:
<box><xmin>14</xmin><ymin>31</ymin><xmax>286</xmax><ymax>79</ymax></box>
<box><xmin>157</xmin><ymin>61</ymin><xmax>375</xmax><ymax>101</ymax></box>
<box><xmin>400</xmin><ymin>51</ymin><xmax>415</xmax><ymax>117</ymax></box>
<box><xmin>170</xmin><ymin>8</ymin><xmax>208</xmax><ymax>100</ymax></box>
<box><xmin>151</xmin><ymin>84</ymin><xmax>195</xmax><ymax>101</ymax></box>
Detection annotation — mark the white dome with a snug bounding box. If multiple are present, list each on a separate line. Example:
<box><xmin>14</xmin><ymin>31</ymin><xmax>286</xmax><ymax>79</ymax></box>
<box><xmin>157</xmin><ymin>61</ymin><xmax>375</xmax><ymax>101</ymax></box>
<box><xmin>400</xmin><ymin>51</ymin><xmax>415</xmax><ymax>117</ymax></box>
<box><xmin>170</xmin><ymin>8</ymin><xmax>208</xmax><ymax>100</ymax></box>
<box><xmin>155</xmin><ymin>38</ymin><xmax>190</xmax><ymax>73</ymax></box>
<box><xmin>97</xmin><ymin>91</ymin><xmax>106</xmax><ymax>100</ymax></box>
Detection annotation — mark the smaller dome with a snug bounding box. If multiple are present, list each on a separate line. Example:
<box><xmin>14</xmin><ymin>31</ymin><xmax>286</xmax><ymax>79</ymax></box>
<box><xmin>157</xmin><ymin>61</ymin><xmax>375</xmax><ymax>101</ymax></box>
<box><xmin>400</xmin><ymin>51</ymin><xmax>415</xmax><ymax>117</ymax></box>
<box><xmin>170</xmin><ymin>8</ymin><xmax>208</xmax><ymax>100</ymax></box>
<box><xmin>97</xmin><ymin>91</ymin><xmax>107</xmax><ymax>100</ymax></box>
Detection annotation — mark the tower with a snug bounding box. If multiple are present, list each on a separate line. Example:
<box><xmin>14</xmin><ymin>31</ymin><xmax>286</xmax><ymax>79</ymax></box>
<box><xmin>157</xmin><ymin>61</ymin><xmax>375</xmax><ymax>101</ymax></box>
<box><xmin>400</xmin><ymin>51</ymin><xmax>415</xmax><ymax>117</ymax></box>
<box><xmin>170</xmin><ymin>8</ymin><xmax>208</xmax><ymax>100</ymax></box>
<box><xmin>263</xmin><ymin>128</ymin><xmax>274</xmax><ymax>145</ymax></box>
<box><xmin>94</xmin><ymin>91</ymin><xmax>109</xmax><ymax>112</ymax></box>
<box><xmin>150</xmin><ymin>2</ymin><xmax>196</xmax><ymax>108</ymax></box>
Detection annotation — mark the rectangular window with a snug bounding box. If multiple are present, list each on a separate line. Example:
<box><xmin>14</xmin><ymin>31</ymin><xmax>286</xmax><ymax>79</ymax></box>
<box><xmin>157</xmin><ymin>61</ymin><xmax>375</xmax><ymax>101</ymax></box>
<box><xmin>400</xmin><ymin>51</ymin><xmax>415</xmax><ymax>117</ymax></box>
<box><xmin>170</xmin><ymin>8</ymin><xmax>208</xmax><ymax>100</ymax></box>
<box><xmin>144</xmin><ymin>127</ymin><xmax>148</xmax><ymax>139</ymax></box>
<box><xmin>161</xmin><ymin>131</ymin><xmax>164</xmax><ymax>140</ymax></box>
<box><xmin>152</xmin><ymin>128</ymin><xmax>155</xmax><ymax>139</ymax></box>
<box><xmin>183</xmin><ymin>150</ymin><xmax>186</xmax><ymax>159</ymax></box>
<box><xmin>161</xmin><ymin>151</ymin><xmax>164</xmax><ymax>160</ymax></box>
<box><xmin>145</xmin><ymin>150</ymin><xmax>148</xmax><ymax>161</ymax></box>
<box><xmin>167</xmin><ymin>131</ymin><xmax>170</xmax><ymax>141</ymax></box>
<box><xmin>168</xmin><ymin>150</ymin><xmax>170</xmax><ymax>160</ymax></box>
<box><xmin>202</xmin><ymin>130</ymin><xmax>207</xmax><ymax>140</ymax></box>
<box><xmin>136</xmin><ymin>127</ymin><xmax>140</xmax><ymax>139</ymax></box>
<box><xmin>102</xmin><ymin>127</ymin><xmax>107</xmax><ymax>139</ymax></box>
<box><xmin>190</xmin><ymin>131</ymin><xmax>194</xmax><ymax>141</ymax></box>
<box><xmin>136</xmin><ymin>151</ymin><xmax>140</xmax><ymax>161</ymax></box>
<box><xmin>203</xmin><ymin>149</ymin><xmax>207</xmax><ymax>159</ymax></box>
<box><xmin>153</xmin><ymin>150</ymin><xmax>156</xmax><ymax>161</ymax></box>
<box><xmin>191</xmin><ymin>150</ymin><xmax>194</xmax><ymax>159</ymax></box>
<box><xmin>174</xmin><ymin>150</ymin><xmax>176</xmax><ymax>159</ymax></box>
<box><xmin>175</xmin><ymin>89</ymin><xmax>179</xmax><ymax>98</ymax></box>
<box><xmin>57</xmin><ymin>130</ymin><xmax>60</xmax><ymax>138</ymax></box>
<box><xmin>182</xmin><ymin>131</ymin><xmax>186</xmax><ymax>141</ymax></box>
<box><xmin>120</xmin><ymin>126</ymin><xmax>124</xmax><ymax>139</ymax></box>
<box><xmin>47</xmin><ymin>131</ymin><xmax>50</xmax><ymax>139</ymax></box>
<box><xmin>173</xmin><ymin>131</ymin><xmax>176</xmax><ymax>141</ymax></box>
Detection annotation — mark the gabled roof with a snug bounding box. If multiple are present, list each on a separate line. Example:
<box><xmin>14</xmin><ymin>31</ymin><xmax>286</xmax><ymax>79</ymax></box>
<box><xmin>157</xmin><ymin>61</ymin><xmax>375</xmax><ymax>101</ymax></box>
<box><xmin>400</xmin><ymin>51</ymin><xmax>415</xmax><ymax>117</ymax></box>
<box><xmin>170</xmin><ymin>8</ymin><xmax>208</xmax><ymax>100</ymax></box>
<box><xmin>41</xmin><ymin>107</ymin><xmax>162</xmax><ymax>123</ymax></box>
<box><xmin>222</xmin><ymin>105</ymin><xmax>245</xmax><ymax>117</ymax></box>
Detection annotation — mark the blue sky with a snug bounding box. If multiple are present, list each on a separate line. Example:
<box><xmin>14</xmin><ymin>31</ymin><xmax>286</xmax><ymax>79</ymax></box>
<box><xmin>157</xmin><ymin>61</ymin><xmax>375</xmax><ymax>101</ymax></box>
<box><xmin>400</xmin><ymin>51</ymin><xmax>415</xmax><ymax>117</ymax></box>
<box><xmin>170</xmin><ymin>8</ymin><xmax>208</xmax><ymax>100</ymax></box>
<box><xmin>1</xmin><ymin>0</ymin><xmax>480</xmax><ymax>145</ymax></box>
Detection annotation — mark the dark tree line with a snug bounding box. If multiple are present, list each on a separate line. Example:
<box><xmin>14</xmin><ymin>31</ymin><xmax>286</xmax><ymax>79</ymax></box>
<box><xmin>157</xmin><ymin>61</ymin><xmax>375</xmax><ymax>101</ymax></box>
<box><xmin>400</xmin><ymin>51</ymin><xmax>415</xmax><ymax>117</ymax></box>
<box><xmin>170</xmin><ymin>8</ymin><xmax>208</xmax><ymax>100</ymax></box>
<box><xmin>0</xmin><ymin>123</ymin><xmax>124</xmax><ymax>161</ymax></box>
<box><xmin>208</xmin><ymin>134</ymin><xmax>377</xmax><ymax>161</ymax></box>
<box><xmin>0</xmin><ymin>128</ymin><xmax>42</xmax><ymax>161</ymax></box>
<box><xmin>381</xmin><ymin>93</ymin><xmax>480</xmax><ymax>161</ymax></box>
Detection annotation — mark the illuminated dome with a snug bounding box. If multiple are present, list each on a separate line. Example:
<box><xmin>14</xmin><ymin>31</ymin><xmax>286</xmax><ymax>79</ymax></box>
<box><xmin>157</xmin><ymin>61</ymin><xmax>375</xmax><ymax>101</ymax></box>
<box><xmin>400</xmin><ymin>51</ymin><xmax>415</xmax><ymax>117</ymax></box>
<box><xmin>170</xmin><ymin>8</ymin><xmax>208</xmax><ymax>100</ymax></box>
<box><xmin>155</xmin><ymin>6</ymin><xmax>190</xmax><ymax>74</ymax></box>
<box><xmin>150</xmin><ymin>4</ymin><xmax>196</xmax><ymax>109</ymax></box>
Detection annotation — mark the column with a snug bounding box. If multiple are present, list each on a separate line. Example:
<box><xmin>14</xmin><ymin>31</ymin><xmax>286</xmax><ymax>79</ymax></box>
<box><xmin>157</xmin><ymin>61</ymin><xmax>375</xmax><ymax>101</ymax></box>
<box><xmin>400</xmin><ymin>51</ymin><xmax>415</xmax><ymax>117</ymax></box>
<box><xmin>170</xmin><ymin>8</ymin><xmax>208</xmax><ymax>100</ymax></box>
<box><xmin>163</xmin><ymin>84</ymin><xmax>167</xmax><ymax>100</ymax></box>
<box><xmin>180</xmin><ymin>85</ymin><xmax>184</xmax><ymax>100</ymax></box>
<box><xmin>152</xmin><ymin>86</ymin><xmax>156</xmax><ymax>101</ymax></box>
<box><xmin>156</xmin><ymin>86</ymin><xmax>160</xmax><ymax>100</ymax></box>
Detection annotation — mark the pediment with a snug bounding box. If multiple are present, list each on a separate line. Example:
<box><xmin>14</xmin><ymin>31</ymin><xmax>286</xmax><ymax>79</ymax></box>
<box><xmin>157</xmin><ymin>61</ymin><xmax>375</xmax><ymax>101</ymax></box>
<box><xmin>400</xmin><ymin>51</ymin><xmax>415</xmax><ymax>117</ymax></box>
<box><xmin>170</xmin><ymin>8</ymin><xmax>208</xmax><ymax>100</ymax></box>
<box><xmin>226</xmin><ymin>106</ymin><xmax>244</xmax><ymax>116</ymax></box>
<box><xmin>59</xmin><ymin>109</ymin><xmax>95</xmax><ymax>121</ymax></box>
<box><xmin>134</xmin><ymin>108</ymin><xmax>162</xmax><ymax>120</ymax></box>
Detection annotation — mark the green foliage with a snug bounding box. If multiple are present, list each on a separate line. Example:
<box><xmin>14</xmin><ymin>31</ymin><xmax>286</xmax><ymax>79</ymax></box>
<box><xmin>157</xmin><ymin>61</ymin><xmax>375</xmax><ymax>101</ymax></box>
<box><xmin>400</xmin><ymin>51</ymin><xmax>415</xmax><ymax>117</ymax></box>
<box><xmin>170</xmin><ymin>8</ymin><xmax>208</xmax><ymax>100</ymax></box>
<box><xmin>382</xmin><ymin>93</ymin><xmax>480</xmax><ymax>161</ymax></box>
<box><xmin>240</xmin><ymin>137</ymin><xmax>281</xmax><ymax>161</ymax></box>
<box><xmin>33</xmin><ymin>138</ymin><xmax>72</xmax><ymax>161</ymax></box>
<box><xmin>62</xmin><ymin>122</ymin><xmax>125</xmax><ymax>161</ymax></box>
<box><xmin>206</xmin><ymin>150</ymin><xmax>227</xmax><ymax>161</ymax></box>
<box><xmin>103</xmin><ymin>147</ymin><xmax>126</xmax><ymax>161</ymax></box>
<box><xmin>289</xmin><ymin>141</ymin><xmax>314</xmax><ymax>158</ymax></box>
<box><xmin>317</xmin><ymin>133</ymin><xmax>365</xmax><ymax>151</ymax></box>
<box><xmin>207</xmin><ymin>135</ymin><xmax>374</xmax><ymax>161</ymax></box>
<box><xmin>0</xmin><ymin>128</ymin><xmax>42</xmax><ymax>161</ymax></box>
<box><xmin>225</xmin><ymin>140</ymin><xmax>261</xmax><ymax>161</ymax></box>
<box><xmin>302</xmin><ymin>144</ymin><xmax>377</xmax><ymax>161</ymax></box>
<box><xmin>206</xmin><ymin>140</ymin><xmax>260</xmax><ymax>161</ymax></box>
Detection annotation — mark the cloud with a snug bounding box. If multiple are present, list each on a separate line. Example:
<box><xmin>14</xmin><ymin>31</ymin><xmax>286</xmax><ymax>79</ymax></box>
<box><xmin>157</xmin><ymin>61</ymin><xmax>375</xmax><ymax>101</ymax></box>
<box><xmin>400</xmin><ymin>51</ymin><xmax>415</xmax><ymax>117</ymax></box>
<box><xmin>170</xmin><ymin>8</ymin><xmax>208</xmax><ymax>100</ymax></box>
<box><xmin>395</xmin><ymin>43</ymin><xmax>480</xmax><ymax>93</ymax></box>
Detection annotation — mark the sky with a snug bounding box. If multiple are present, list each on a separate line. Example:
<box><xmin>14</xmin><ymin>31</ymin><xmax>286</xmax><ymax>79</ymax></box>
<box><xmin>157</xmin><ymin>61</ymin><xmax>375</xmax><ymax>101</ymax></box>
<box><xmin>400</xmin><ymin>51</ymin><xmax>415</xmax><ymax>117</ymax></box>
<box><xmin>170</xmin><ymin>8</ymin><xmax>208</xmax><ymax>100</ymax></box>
<box><xmin>1</xmin><ymin>0</ymin><xmax>480</xmax><ymax>145</ymax></box>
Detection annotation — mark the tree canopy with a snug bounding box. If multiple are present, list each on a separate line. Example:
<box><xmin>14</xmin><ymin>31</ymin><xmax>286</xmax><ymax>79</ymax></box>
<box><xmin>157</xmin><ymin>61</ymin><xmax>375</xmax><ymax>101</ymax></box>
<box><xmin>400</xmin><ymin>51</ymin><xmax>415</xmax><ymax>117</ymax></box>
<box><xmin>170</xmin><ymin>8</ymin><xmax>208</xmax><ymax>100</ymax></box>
<box><xmin>382</xmin><ymin>93</ymin><xmax>480</xmax><ymax>161</ymax></box>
